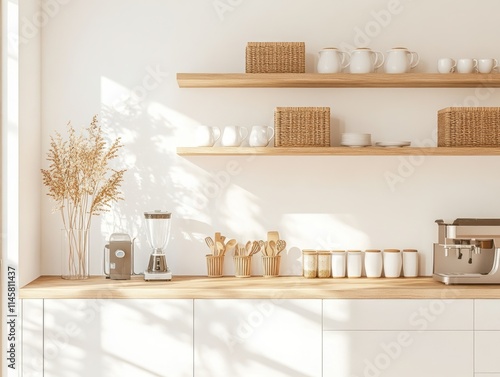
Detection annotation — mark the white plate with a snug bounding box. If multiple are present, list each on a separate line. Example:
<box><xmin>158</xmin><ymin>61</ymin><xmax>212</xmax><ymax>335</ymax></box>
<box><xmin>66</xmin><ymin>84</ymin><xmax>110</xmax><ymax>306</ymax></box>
<box><xmin>341</xmin><ymin>142</ymin><xmax>372</xmax><ymax>147</ymax></box>
<box><xmin>375</xmin><ymin>141</ymin><xmax>411</xmax><ymax>147</ymax></box>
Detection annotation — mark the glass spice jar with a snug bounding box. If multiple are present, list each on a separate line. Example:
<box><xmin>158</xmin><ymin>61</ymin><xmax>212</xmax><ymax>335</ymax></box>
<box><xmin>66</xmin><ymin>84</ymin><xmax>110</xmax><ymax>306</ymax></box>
<box><xmin>317</xmin><ymin>251</ymin><xmax>332</xmax><ymax>278</ymax></box>
<box><xmin>302</xmin><ymin>250</ymin><xmax>318</xmax><ymax>278</ymax></box>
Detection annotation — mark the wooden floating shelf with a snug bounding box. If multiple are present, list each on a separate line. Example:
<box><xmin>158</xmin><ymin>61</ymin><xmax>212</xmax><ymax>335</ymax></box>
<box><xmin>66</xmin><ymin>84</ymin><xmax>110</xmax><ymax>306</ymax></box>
<box><xmin>177</xmin><ymin>146</ymin><xmax>500</xmax><ymax>156</ymax></box>
<box><xmin>176</xmin><ymin>73</ymin><xmax>500</xmax><ymax>88</ymax></box>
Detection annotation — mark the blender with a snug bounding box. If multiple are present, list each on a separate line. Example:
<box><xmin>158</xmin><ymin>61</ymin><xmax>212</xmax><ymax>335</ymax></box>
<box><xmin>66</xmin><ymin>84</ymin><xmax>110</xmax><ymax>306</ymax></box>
<box><xmin>144</xmin><ymin>210</ymin><xmax>172</xmax><ymax>281</ymax></box>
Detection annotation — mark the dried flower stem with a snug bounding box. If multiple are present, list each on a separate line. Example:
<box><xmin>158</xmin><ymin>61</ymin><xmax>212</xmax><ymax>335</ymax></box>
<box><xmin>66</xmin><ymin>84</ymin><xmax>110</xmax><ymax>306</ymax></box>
<box><xmin>41</xmin><ymin>115</ymin><xmax>126</xmax><ymax>278</ymax></box>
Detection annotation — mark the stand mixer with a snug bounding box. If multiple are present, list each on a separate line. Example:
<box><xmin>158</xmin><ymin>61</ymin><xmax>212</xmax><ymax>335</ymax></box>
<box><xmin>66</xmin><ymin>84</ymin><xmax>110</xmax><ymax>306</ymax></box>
<box><xmin>144</xmin><ymin>210</ymin><xmax>172</xmax><ymax>281</ymax></box>
<box><xmin>433</xmin><ymin>218</ymin><xmax>500</xmax><ymax>284</ymax></box>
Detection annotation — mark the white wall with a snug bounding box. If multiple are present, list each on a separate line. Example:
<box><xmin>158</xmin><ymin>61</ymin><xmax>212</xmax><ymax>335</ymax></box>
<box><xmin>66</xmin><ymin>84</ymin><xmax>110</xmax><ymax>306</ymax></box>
<box><xmin>35</xmin><ymin>0</ymin><xmax>500</xmax><ymax>278</ymax></box>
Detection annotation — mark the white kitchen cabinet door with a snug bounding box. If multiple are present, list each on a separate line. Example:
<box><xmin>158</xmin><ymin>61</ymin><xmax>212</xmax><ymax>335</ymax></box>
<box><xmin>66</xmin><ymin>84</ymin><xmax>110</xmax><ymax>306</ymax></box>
<box><xmin>475</xmin><ymin>331</ymin><xmax>500</xmax><ymax>373</ymax></box>
<box><xmin>323</xmin><ymin>330</ymin><xmax>473</xmax><ymax>377</ymax></box>
<box><xmin>194</xmin><ymin>299</ymin><xmax>322</xmax><ymax>377</ymax></box>
<box><xmin>21</xmin><ymin>299</ymin><xmax>44</xmax><ymax>377</ymax></box>
<box><xmin>44</xmin><ymin>299</ymin><xmax>193</xmax><ymax>377</ymax></box>
<box><xmin>323</xmin><ymin>299</ymin><xmax>473</xmax><ymax>331</ymax></box>
<box><xmin>475</xmin><ymin>299</ymin><xmax>500</xmax><ymax>330</ymax></box>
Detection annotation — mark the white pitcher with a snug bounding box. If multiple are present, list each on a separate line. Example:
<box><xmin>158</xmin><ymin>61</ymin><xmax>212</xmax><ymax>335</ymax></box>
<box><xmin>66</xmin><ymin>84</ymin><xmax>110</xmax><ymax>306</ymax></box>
<box><xmin>194</xmin><ymin>126</ymin><xmax>221</xmax><ymax>147</ymax></box>
<box><xmin>349</xmin><ymin>48</ymin><xmax>384</xmax><ymax>73</ymax></box>
<box><xmin>385</xmin><ymin>47</ymin><xmax>419</xmax><ymax>73</ymax></box>
<box><xmin>221</xmin><ymin>126</ymin><xmax>248</xmax><ymax>147</ymax></box>
<box><xmin>249</xmin><ymin>126</ymin><xmax>274</xmax><ymax>147</ymax></box>
<box><xmin>317</xmin><ymin>47</ymin><xmax>350</xmax><ymax>73</ymax></box>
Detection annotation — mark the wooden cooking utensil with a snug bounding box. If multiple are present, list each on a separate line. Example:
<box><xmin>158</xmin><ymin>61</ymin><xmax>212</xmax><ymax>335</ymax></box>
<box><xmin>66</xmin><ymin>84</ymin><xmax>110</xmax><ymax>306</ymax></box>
<box><xmin>215</xmin><ymin>241</ymin><xmax>225</xmax><ymax>256</ymax></box>
<box><xmin>268</xmin><ymin>240</ymin><xmax>277</xmax><ymax>256</ymax></box>
<box><xmin>259</xmin><ymin>240</ymin><xmax>266</xmax><ymax>256</ymax></box>
<box><xmin>267</xmin><ymin>231</ymin><xmax>280</xmax><ymax>255</ymax></box>
<box><xmin>276</xmin><ymin>239</ymin><xmax>287</xmax><ymax>255</ymax></box>
<box><xmin>249</xmin><ymin>241</ymin><xmax>261</xmax><ymax>256</ymax></box>
<box><xmin>224</xmin><ymin>239</ymin><xmax>237</xmax><ymax>255</ymax></box>
<box><xmin>205</xmin><ymin>237</ymin><xmax>215</xmax><ymax>254</ymax></box>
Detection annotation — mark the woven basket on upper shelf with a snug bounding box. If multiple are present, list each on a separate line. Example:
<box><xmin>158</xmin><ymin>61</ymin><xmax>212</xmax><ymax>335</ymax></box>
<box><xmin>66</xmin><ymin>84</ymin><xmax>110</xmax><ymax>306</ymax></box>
<box><xmin>437</xmin><ymin>107</ymin><xmax>500</xmax><ymax>147</ymax></box>
<box><xmin>246</xmin><ymin>42</ymin><xmax>305</xmax><ymax>73</ymax></box>
<box><xmin>274</xmin><ymin>107</ymin><xmax>331</xmax><ymax>147</ymax></box>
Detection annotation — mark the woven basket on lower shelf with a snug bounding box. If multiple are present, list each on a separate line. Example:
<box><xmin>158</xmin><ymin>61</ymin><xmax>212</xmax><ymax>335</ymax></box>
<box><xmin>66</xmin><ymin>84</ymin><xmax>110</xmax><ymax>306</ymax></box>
<box><xmin>246</xmin><ymin>42</ymin><xmax>305</xmax><ymax>73</ymax></box>
<box><xmin>274</xmin><ymin>107</ymin><xmax>331</xmax><ymax>147</ymax></box>
<box><xmin>438</xmin><ymin>107</ymin><xmax>500</xmax><ymax>147</ymax></box>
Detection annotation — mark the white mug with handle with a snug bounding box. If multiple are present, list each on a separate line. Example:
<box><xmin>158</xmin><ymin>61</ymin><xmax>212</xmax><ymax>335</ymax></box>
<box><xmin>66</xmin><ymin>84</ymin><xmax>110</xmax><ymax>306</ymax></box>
<box><xmin>249</xmin><ymin>126</ymin><xmax>274</xmax><ymax>147</ymax></box>
<box><xmin>194</xmin><ymin>126</ymin><xmax>221</xmax><ymax>147</ymax></box>
<box><xmin>221</xmin><ymin>126</ymin><xmax>249</xmax><ymax>147</ymax></box>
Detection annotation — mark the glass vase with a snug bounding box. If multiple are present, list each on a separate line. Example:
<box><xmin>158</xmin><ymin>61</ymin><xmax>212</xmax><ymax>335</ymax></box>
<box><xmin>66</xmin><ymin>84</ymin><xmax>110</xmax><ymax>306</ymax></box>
<box><xmin>61</xmin><ymin>228</ymin><xmax>90</xmax><ymax>279</ymax></box>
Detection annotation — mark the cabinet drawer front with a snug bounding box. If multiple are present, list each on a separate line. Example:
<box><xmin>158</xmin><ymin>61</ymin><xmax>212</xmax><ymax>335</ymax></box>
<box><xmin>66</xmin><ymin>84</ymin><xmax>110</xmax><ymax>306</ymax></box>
<box><xmin>323</xmin><ymin>299</ymin><xmax>473</xmax><ymax>330</ymax></box>
<box><xmin>194</xmin><ymin>299</ymin><xmax>322</xmax><ymax>377</ymax></box>
<box><xmin>475</xmin><ymin>331</ymin><xmax>500</xmax><ymax>373</ymax></box>
<box><xmin>323</xmin><ymin>330</ymin><xmax>473</xmax><ymax>377</ymax></box>
<box><xmin>475</xmin><ymin>300</ymin><xmax>500</xmax><ymax>330</ymax></box>
<box><xmin>44</xmin><ymin>299</ymin><xmax>193</xmax><ymax>377</ymax></box>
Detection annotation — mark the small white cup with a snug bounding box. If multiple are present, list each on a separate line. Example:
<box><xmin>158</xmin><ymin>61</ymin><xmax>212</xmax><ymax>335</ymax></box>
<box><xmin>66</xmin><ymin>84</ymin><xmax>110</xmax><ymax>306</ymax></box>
<box><xmin>437</xmin><ymin>58</ymin><xmax>456</xmax><ymax>73</ymax></box>
<box><xmin>456</xmin><ymin>58</ymin><xmax>477</xmax><ymax>73</ymax></box>
<box><xmin>194</xmin><ymin>126</ymin><xmax>221</xmax><ymax>147</ymax></box>
<box><xmin>477</xmin><ymin>58</ymin><xmax>498</xmax><ymax>73</ymax></box>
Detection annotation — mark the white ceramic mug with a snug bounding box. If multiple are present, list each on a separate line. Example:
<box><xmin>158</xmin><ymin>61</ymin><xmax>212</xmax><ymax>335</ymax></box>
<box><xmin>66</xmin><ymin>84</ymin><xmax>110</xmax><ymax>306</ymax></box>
<box><xmin>437</xmin><ymin>58</ymin><xmax>456</xmax><ymax>73</ymax></box>
<box><xmin>317</xmin><ymin>47</ymin><xmax>350</xmax><ymax>73</ymax></box>
<box><xmin>194</xmin><ymin>126</ymin><xmax>221</xmax><ymax>147</ymax></box>
<box><xmin>350</xmin><ymin>48</ymin><xmax>384</xmax><ymax>73</ymax></box>
<box><xmin>385</xmin><ymin>47</ymin><xmax>419</xmax><ymax>73</ymax></box>
<box><xmin>456</xmin><ymin>58</ymin><xmax>478</xmax><ymax>73</ymax></box>
<box><xmin>249</xmin><ymin>125</ymin><xmax>274</xmax><ymax>147</ymax></box>
<box><xmin>477</xmin><ymin>58</ymin><xmax>498</xmax><ymax>73</ymax></box>
<box><xmin>221</xmin><ymin>126</ymin><xmax>249</xmax><ymax>147</ymax></box>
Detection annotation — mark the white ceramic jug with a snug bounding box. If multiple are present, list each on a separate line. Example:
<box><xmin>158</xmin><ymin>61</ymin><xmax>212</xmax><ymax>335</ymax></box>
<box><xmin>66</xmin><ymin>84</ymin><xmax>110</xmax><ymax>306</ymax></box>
<box><xmin>194</xmin><ymin>125</ymin><xmax>221</xmax><ymax>147</ymax></box>
<box><xmin>385</xmin><ymin>47</ymin><xmax>419</xmax><ymax>73</ymax></box>
<box><xmin>317</xmin><ymin>47</ymin><xmax>350</xmax><ymax>73</ymax></box>
<box><xmin>221</xmin><ymin>126</ymin><xmax>249</xmax><ymax>147</ymax></box>
<box><xmin>349</xmin><ymin>48</ymin><xmax>384</xmax><ymax>73</ymax></box>
<box><xmin>249</xmin><ymin>126</ymin><xmax>274</xmax><ymax>147</ymax></box>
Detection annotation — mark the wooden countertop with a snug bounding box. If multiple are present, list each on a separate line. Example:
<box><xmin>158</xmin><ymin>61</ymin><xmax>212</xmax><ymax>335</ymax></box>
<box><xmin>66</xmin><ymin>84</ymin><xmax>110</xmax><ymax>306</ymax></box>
<box><xmin>19</xmin><ymin>275</ymin><xmax>500</xmax><ymax>299</ymax></box>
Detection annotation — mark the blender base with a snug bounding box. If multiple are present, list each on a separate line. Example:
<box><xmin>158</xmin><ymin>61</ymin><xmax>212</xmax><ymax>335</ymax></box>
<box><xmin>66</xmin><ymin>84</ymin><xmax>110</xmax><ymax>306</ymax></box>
<box><xmin>144</xmin><ymin>269</ymin><xmax>172</xmax><ymax>281</ymax></box>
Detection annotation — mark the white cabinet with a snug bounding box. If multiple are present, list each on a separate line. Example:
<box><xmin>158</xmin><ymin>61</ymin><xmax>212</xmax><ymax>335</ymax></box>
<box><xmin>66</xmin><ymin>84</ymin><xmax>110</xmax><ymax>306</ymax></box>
<box><xmin>323</xmin><ymin>299</ymin><xmax>474</xmax><ymax>377</ymax></box>
<box><xmin>475</xmin><ymin>300</ymin><xmax>500</xmax><ymax>374</ymax></box>
<box><xmin>193</xmin><ymin>299</ymin><xmax>322</xmax><ymax>377</ymax></box>
<box><xmin>43</xmin><ymin>299</ymin><xmax>193</xmax><ymax>377</ymax></box>
<box><xmin>21</xmin><ymin>299</ymin><xmax>44</xmax><ymax>377</ymax></box>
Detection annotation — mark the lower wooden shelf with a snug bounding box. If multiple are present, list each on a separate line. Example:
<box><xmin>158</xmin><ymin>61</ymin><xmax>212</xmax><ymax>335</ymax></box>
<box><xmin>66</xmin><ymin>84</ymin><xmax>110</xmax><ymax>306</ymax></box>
<box><xmin>177</xmin><ymin>146</ymin><xmax>500</xmax><ymax>156</ymax></box>
<box><xmin>19</xmin><ymin>275</ymin><xmax>500</xmax><ymax>299</ymax></box>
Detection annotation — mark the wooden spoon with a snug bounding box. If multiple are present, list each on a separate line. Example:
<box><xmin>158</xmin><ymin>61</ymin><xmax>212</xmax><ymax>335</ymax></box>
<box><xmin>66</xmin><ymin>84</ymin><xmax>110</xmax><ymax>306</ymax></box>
<box><xmin>224</xmin><ymin>239</ymin><xmax>237</xmax><ymax>255</ymax></box>
<box><xmin>268</xmin><ymin>240</ymin><xmax>276</xmax><ymax>256</ymax></box>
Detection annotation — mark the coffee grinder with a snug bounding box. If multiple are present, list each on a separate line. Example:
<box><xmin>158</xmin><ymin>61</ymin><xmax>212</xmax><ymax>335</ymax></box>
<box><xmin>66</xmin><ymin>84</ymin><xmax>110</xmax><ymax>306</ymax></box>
<box><xmin>144</xmin><ymin>210</ymin><xmax>173</xmax><ymax>281</ymax></box>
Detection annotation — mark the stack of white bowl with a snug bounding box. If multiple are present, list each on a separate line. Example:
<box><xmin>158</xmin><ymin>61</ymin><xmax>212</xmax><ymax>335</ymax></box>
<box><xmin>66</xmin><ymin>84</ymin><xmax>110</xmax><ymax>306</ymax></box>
<box><xmin>341</xmin><ymin>133</ymin><xmax>372</xmax><ymax>147</ymax></box>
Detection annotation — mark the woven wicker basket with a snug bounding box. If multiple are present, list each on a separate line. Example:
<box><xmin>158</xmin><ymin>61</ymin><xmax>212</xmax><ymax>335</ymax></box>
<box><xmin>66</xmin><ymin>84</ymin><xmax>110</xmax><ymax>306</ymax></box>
<box><xmin>438</xmin><ymin>107</ymin><xmax>500</xmax><ymax>147</ymax></box>
<box><xmin>246</xmin><ymin>42</ymin><xmax>305</xmax><ymax>73</ymax></box>
<box><xmin>274</xmin><ymin>107</ymin><xmax>330</xmax><ymax>147</ymax></box>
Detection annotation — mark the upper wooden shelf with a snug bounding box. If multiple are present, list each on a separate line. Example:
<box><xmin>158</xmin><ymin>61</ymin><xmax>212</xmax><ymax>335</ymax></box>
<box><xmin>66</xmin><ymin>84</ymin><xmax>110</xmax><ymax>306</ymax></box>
<box><xmin>177</xmin><ymin>146</ymin><xmax>500</xmax><ymax>156</ymax></box>
<box><xmin>176</xmin><ymin>73</ymin><xmax>500</xmax><ymax>88</ymax></box>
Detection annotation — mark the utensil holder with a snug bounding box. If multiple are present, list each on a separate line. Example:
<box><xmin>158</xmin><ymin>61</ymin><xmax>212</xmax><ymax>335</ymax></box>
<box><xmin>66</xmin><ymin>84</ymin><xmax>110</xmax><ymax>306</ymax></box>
<box><xmin>262</xmin><ymin>255</ymin><xmax>281</xmax><ymax>277</ymax></box>
<box><xmin>206</xmin><ymin>254</ymin><xmax>224</xmax><ymax>277</ymax></box>
<box><xmin>233</xmin><ymin>256</ymin><xmax>252</xmax><ymax>278</ymax></box>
